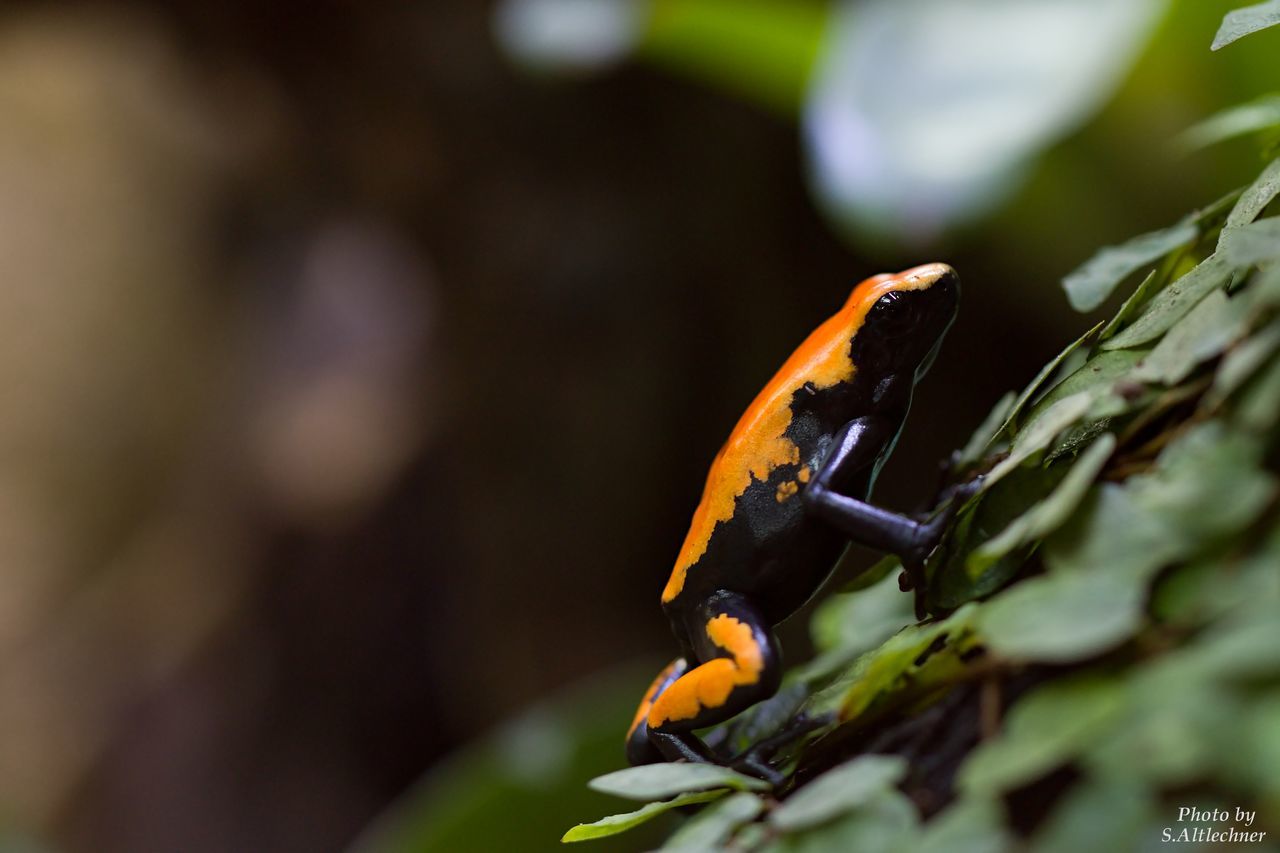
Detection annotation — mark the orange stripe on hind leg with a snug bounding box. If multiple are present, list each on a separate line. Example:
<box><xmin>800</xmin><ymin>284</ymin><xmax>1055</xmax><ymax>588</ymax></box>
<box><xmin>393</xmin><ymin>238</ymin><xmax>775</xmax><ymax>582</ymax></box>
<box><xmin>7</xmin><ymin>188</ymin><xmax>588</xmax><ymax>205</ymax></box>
<box><xmin>628</xmin><ymin>658</ymin><xmax>685</xmax><ymax>738</ymax></box>
<box><xmin>647</xmin><ymin>658</ymin><xmax>740</xmax><ymax>729</ymax></box>
<box><xmin>647</xmin><ymin>614</ymin><xmax>767</xmax><ymax>730</ymax></box>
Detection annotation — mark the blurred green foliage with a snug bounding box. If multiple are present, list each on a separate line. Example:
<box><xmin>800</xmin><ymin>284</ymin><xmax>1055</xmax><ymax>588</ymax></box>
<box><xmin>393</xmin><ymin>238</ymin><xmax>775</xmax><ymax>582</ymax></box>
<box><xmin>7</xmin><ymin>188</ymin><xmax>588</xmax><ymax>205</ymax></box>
<box><xmin>350</xmin><ymin>667</ymin><xmax>674</xmax><ymax>853</ymax></box>
<box><xmin>639</xmin><ymin>0</ymin><xmax>826</xmax><ymax>114</ymax></box>
<box><xmin>497</xmin><ymin>0</ymin><xmax>1280</xmax><ymax>246</ymax></box>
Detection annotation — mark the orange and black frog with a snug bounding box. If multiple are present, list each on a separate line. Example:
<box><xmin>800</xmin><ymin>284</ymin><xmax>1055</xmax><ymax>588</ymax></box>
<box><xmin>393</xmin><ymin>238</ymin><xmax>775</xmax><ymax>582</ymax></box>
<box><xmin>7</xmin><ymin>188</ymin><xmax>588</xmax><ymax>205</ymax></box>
<box><xmin>627</xmin><ymin>263</ymin><xmax>976</xmax><ymax>781</ymax></box>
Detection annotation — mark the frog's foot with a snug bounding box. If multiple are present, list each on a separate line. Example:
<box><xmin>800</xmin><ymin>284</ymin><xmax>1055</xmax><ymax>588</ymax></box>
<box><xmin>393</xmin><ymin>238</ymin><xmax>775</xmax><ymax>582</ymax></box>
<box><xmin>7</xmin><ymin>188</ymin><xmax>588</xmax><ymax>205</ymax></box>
<box><xmin>648</xmin><ymin>729</ymin><xmax>718</xmax><ymax>765</ymax></box>
<box><xmin>731</xmin><ymin>753</ymin><xmax>785</xmax><ymax>787</ymax></box>
<box><xmin>938</xmin><ymin>472</ymin><xmax>985</xmax><ymax>508</ymax></box>
<box><xmin>650</xmin><ymin>729</ymin><xmax>783</xmax><ymax>786</ymax></box>
<box><xmin>900</xmin><ymin>475</ymin><xmax>986</xmax><ymax>619</ymax></box>
<box><xmin>906</xmin><ymin>484</ymin><xmax>972</xmax><ymax>562</ymax></box>
<box><xmin>899</xmin><ymin>565</ymin><xmax>929</xmax><ymax>621</ymax></box>
<box><xmin>727</xmin><ymin>713</ymin><xmax>833</xmax><ymax>786</ymax></box>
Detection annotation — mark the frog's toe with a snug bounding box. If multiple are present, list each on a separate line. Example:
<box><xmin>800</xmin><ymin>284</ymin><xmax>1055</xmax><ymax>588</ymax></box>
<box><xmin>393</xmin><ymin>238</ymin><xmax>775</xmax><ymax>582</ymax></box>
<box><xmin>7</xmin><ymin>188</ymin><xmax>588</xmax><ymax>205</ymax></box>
<box><xmin>730</xmin><ymin>753</ymin><xmax>784</xmax><ymax>787</ymax></box>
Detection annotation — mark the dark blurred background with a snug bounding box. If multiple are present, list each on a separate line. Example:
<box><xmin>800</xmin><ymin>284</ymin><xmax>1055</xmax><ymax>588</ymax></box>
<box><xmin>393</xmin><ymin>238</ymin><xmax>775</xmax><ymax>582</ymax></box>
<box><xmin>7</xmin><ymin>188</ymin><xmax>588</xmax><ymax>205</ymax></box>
<box><xmin>0</xmin><ymin>1</ymin><xmax>1274</xmax><ymax>851</ymax></box>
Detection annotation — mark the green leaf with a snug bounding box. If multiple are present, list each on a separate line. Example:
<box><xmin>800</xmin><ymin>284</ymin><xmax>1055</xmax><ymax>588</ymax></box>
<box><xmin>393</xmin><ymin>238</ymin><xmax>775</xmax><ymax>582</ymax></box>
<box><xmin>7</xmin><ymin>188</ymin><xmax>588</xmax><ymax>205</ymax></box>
<box><xmin>988</xmin><ymin>325</ymin><xmax>1101</xmax><ymax>446</ymax></box>
<box><xmin>930</xmin><ymin>467</ymin><xmax>1057</xmax><ymax>609</ymax></box>
<box><xmin>1047</xmin><ymin>346</ymin><xmax>1092</xmax><ymax>393</ymax></box>
<box><xmin>1027</xmin><ymin>351</ymin><xmax>1146</xmax><ymax>418</ymax></box>
<box><xmin>1244</xmin><ymin>262</ymin><xmax>1280</xmax><ymax>309</ymax></box>
<box><xmin>801</xmin><ymin>570</ymin><xmax>912</xmax><ymax>680</ymax></box>
<box><xmin>1047</xmin><ymin>423</ymin><xmax>1275</xmax><ymax>579</ymax></box>
<box><xmin>640</xmin><ymin>0</ymin><xmax>827</xmax><ymax>115</ymax></box>
<box><xmin>768</xmin><ymin>755</ymin><xmax>907</xmax><ymax>832</ymax></box>
<box><xmin>660</xmin><ymin>791</ymin><xmax>762</xmax><ymax>849</ymax></box>
<box><xmin>967</xmin><ymin>433</ymin><xmax>1114</xmax><ymax>573</ymax></box>
<box><xmin>958</xmin><ymin>677</ymin><xmax>1125</xmax><ymax>795</ymax></box>
<box><xmin>1032</xmin><ymin>777</ymin><xmax>1156</xmax><ymax>853</ymax></box>
<box><xmin>1099</xmin><ymin>269</ymin><xmax>1169</xmax><ymax>341</ymax></box>
<box><xmin>1044</xmin><ymin>415</ymin><xmax>1126</xmax><ymax>467</ymax></box>
<box><xmin>1207</xmin><ymin>317</ymin><xmax>1280</xmax><ymax>407</ymax></box>
<box><xmin>766</xmin><ymin>789</ymin><xmax>918</xmax><ymax>853</ymax></box>
<box><xmin>1102</xmin><ymin>254</ymin><xmax>1237</xmax><ymax>350</ymax></box>
<box><xmin>1216</xmin><ymin>528</ymin><xmax>1280</xmax><ymax>617</ymax></box>
<box><xmin>1224</xmin><ymin>156</ymin><xmax>1280</xmax><ymax>228</ymax></box>
<box><xmin>1045</xmin><ymin>484</ymin><xmax>1180</xmax><ymax>581</ymax></box>
<box><xmin>588</xmin><ymin>763</ymin><xmax>769</xmax><ymax>801</ymax></box>
<box><xmin>914</xmin><ymin>798</ymin><xmax>1011</xmax><ymax>853</ymax></box>
<box><xmin>1177</xmin><ymin>94</ymin><xmax>1280</xmax><ymax>151</ymax></box>
<box><xmin>1086</xmin><ymin>681</ymin><xmax>1239</xmax><ymax>786</ymax></box>
<box><xmin>1235</xmin><ymin>342</ymin><xmax>1280</xmax><ymax>431</ymax></box>
<box><xmin>1130</xmin><ymin>289</ymin><xmax>1248</xmax><ymax>385</ymax></box>
<box><xmin>807</xmin><ymin>606</ymin><xmax>978</xmax><ymax>722</ymax></box>
<box><xmin>733</xmin><ymin>823</ymin><xmax>769</xmax><ymax>850</ymax></box>
<box><xmin>1128</xmin><ymin>422</ymin><xmax>1275</xmax><ymax>548</ymax></box>
<box><xmin>1171</xmin><ymin>610</ymin><xmax>1280</xmax><ymax>681</ymax></box>
<box><xmin>562</xmin><ymin>790</ymin><xmax>726</xmax><ymax>842</ymax></box>
<box><xmin>978</xmin><ymin>567</ymin><xmax>1145</xmax><ymax>663</ymax></box>
<box><xmin>1082</xmin><ymin>616</ymin><xmax>1280</xmax><ymax>786</ymax></box>
<box><xmin>957</xmin><ymin>391</ymin><xmax>1015</xmax><ymax>466</ymax></box>
<box><xmin>1153</xmin><ymin>535</ymin><xmax>1280</xmax><ymax>628</ymax></box>
<box><xmin>1219</xmin><ymin>217</ymin><xmax>1280</xmax><ymax>266</ymax></box>
<box><xmin>1211</xmin><ymin>0</ymin><xmax>1280</xmax><ymax>50</ymax></box>
<box><xmin>985</xmin><ymin>392</ymin><xmax>1094</xmax><ymax>488</ymax></box>
<box><xmin>1061</xmin><ymin>218</ymin><xmax>1197</xmax><ymax>312</ymax></box>
<box><xmin>1220</xmin><ymin>692</ymin><xmax>1280</xmax><ymax>801</ymax></box>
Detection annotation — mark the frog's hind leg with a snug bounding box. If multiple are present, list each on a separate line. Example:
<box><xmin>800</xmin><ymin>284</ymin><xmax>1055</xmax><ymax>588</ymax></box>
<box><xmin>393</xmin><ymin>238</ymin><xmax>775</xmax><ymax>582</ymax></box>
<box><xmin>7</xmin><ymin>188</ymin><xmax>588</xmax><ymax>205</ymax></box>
<box><xmin>645</xmin><ymin>593</ymin><xmax>782</xmax><ymax>773</ymax></box>
<box><xmin>625</xmin><ymin>657</ymin><xmax>689</xmax><ymax>765</ymax></box>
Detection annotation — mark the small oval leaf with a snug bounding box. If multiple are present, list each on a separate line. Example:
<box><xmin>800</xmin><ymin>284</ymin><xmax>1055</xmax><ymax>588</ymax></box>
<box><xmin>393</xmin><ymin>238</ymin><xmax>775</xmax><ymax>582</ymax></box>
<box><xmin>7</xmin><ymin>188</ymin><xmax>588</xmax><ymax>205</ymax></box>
<box><xmin>562</xmin><ymin>790</ymin><xmax>726</xmax><ymax>843</ymax></box>
<box><xmin>588</xmin><ymin>763</ymin><xmax>769</xmax><ymax>801</ymax></box>
<box><xmin>769</xmin><ymin>754</ymin><xmax>907</xmax><ymax>831</ymax></box>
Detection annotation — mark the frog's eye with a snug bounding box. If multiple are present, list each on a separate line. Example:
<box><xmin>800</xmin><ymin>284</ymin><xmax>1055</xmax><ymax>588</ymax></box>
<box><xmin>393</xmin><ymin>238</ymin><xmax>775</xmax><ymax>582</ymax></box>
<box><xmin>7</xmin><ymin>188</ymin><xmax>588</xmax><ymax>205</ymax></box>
<box><xmin>871</xmin><ymin>291</ymin><xmax>916</xmax><ymax>336</ymax></box>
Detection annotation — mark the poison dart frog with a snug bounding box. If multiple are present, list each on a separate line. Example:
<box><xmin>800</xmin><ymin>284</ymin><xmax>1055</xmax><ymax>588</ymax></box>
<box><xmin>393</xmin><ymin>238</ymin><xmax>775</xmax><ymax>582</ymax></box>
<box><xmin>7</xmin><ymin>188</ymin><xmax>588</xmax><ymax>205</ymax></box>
<box><xmin>627</xmin><ymin>263</ymin><xmax>970</xmax><ymax>778</ymax></box>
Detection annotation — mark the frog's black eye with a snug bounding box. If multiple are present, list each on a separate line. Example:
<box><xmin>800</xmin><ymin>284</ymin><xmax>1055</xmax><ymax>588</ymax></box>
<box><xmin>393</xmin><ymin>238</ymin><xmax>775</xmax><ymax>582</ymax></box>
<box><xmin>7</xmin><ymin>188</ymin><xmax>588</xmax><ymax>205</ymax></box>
<box><xmin>871</xmin><ymin>291</ymin><xmax>916</xmax><ymax>336</ymax></box>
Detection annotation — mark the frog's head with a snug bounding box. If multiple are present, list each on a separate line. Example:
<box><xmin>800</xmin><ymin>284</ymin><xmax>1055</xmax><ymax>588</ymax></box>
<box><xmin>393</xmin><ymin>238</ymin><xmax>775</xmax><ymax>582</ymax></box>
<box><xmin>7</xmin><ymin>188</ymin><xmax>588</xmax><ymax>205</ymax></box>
<box><xmin>850</xmin><ymin>263</ymin><xmax>959</xmax><ymax>379</ymax></box>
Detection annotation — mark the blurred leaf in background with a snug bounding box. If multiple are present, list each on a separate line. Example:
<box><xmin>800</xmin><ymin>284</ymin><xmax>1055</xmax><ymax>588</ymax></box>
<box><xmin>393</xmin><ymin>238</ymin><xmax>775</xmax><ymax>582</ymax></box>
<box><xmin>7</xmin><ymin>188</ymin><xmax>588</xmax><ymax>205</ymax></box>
<box><xmin>495</xmin><ymin>0</ymin><xmax>826</xmax><ymax>112</ymax></box>
<box><xmin>805</xmin><ymin>0</ymin><xmax>1165</xmax><ymax>244</ymax></box>
<box><xmin>493</xmin><ymin>0</ymin><xmax>652</xmax><ymax>75</ymax></box>
<box><xmin>494</xmin><ymin>0</ymin><xmax>1167</xmax><ymax>246</ymax></box>
<box><xmin>349</xmin><ymin>666</ymin><xmax>673</xmax><ymax>853</ymax></box>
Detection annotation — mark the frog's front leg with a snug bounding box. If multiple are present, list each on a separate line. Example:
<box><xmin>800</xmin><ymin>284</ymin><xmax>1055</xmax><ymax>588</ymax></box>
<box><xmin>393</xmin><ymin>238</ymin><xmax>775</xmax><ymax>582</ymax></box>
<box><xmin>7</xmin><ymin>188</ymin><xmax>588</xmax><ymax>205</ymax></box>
<box><xmin>802</xmin><ymin>417</ymin><xmax>963</xmax><ymax>617</ymax></box>
<box><xmin>642</xmin><ymin>593</ymin><xmax>782</xmax><ymax>777</ymax></box>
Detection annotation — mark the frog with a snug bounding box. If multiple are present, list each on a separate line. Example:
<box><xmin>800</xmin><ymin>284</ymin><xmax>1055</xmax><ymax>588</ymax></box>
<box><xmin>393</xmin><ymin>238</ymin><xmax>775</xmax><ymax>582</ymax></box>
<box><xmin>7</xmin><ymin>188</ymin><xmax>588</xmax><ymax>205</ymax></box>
<box><xmin>626</xmin><ymin>263</ymin><xmax>971</xmax><ymax>780</ymax></box>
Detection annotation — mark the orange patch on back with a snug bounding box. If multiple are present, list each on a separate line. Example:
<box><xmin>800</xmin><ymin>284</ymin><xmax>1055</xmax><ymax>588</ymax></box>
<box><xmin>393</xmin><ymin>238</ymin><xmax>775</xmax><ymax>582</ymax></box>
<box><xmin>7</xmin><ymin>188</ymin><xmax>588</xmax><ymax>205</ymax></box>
<box><xmin>661</xmin><ymin>265</ymin><xmax>948</xmax><ymax>603</ymax></box>
<box><xmin>775</xmin><ymin>481</ymin><xmax>799</xmax><ymax>502</ymax></box>
<box><xmin>647</xmin><ymin>615</ymin><xmax>765</xmax><ymax>728</ymax></box>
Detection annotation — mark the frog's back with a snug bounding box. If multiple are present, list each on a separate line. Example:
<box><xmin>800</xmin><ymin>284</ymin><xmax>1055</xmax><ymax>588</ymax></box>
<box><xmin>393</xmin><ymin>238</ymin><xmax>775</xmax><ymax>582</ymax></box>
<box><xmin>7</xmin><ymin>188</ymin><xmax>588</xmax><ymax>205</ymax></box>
<box><xmin>660</xmin><ymin>275</ymin><xmax>900</xmax><ymax>612</ymax></box>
